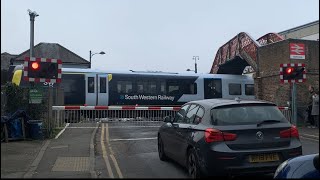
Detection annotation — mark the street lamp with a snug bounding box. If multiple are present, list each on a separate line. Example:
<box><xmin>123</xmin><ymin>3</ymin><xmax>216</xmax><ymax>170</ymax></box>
<box><xmin>89</xmin><ymin>50</ymin><xmax>105</xmax><ymax>68</ymax></box>
<box><xmin>193</xmin><ymin>56</ymin><xmax>199</xmax><ymax>73</ymax></box>
<box><xmin>28</xmin><ymin>9</ymin><xmax>39</xmax><ymax>57</ymax></box>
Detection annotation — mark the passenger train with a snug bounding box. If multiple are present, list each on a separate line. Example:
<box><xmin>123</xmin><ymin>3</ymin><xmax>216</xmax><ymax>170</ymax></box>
<box><xmin>11</xmin><ymin>67</ymin><xmax>255</xmax><ymax>106</ymax></box>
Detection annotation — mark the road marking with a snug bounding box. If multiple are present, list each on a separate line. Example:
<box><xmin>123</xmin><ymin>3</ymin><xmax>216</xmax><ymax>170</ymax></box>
<box><xmin>301</xmin><ymin>133</ymin><xmax>319</xmax><ymax>139</ymax></box>
<box><xmin>300</xmin><ymin>136</ymin><xmax>319</xmax><ymax>142</ymax></box>
<box><xmin>101</xmin><ymin>123</ymin><xmax>114</xmax><ymax>178</ymax></box>
<box><xmin>105</xmin><ymin>123</ymin><xmax>124</xmax><ymax>178</ymax></box>
<box><xmin>110</xmin><ymin>137</ymin><xmax>157</xmax><ymax>141</ymax></box>
<box><xmin>55</xmin><ymin>123</ymin><xmax>70</xmax><ymax>139</ymax></box>
<box><xmin>108</xmin><ymin>126</ymin><xmax>160</xmax><ymax>128</ymax></box>
<box><xmin>50</xmin><ymin>145</ymin><xmax>68</xmax><ymax>149</ymax></box>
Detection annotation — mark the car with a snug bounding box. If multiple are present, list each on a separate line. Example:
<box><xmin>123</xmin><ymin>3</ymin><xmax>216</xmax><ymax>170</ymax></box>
<box><xmin>157</xmin><ymin>98</ymin><xmax>302</xmax><ymax>178</ymax></box>
<box><xmin>274</xmin><ymin>153</ymin><xmax>319</xmax><ymax>178</ymax></box>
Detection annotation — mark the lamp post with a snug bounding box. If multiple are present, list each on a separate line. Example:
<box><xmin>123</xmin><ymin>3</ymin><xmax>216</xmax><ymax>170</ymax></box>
<box><xmin>192</xmin><ymin>56</ymin><xmax>199</xmax><ymax>73</ymax></box>
<box><xmin>89</xmin><ymin>50</ymin><xmax>105</xmax><ymax>68</ymax></box>
<box><xmin>28</xmin><ymin>9</ymin><xmax>39</xmax><ymax>58</ymax></box>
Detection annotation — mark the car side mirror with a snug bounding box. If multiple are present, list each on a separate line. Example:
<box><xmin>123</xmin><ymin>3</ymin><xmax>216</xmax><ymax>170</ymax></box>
<box><xmin>164</xmin><ymin>116</ymin><xmax>172</xmax><ymax>123</ymax></box>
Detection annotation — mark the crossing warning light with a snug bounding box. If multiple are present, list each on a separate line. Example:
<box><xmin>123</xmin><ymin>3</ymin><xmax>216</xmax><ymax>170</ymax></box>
<box><xmin>31</xmin><ymin>62</ymin><xmax>40</xmax><ymax>70</ymax></box>
<box><xmin>280</xmin><ymin>63</ymin><xmax>306</xmax><ymax>83</ymax></box>
<box><xmin>24</xmin><ymin>57</ymin><xmax>62</xmax><ymax>83</ymax></box>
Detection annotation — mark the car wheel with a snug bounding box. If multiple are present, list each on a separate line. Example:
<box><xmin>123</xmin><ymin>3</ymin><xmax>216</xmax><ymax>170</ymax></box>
<box><xmin>158</xmin><ymin>135</ymin><xmax>168</xmax><ymax>161</ymax></box>
<box><xmin>187</xmin><ymin>148</ymin><xmax>202</xmax><ymax>178</ymax></box>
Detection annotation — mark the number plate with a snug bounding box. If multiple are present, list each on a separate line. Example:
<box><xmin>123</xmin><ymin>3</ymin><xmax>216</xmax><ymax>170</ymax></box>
<box><xmin>249</xmin><ymin>153</ymin><xmax>279</xmax><ymax>163</ymax></box>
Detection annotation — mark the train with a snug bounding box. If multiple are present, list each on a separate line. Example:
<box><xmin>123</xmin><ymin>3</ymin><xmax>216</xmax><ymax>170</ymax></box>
<box><xmin>11</xmin><ymin>67</ymin><xmax>255</xmax><ymax>106</ymax></box>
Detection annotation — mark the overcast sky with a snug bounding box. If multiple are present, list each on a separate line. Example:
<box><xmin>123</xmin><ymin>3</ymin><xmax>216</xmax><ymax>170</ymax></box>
<box><xmin>1</xmin><ymin>0</ymin><xmax>319</xmax><ymax>73</ymax></box>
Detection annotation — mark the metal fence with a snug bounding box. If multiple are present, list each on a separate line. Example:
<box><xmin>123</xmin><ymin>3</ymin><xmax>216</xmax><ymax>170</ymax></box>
<box><xmin>52</xmin><ymin>106</ymin><xmax>180</xmax><ymax>128</ymax></box>
<box><xmin>51</xmin><ymin>106</ymin><xmax>293</xmax><ymax>129</ymax></box>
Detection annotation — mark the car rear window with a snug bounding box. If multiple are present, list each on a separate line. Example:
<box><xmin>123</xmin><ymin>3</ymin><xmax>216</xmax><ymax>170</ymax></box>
<box><xmin>210</xmin><ymin>105</ymin><xmax>287</xmax><ymax>126</ymax></box>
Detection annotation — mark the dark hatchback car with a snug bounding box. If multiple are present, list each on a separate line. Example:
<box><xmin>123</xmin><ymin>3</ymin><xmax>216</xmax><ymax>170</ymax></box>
<box><xmin>157</xmin><ymin>98</ymin><xmax>302</xmax><ymax>177</ymax></box>
<box><xmin>274</xmin><ymin>153</ymin><xmax>319</xmax><ymax>178</ymax></box>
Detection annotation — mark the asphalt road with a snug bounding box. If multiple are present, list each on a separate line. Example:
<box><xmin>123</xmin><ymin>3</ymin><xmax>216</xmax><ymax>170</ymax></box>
<box><xmin>94</xmin><ymin>122</ymin><xmax>319</xmax><ymax>178</ymax></box>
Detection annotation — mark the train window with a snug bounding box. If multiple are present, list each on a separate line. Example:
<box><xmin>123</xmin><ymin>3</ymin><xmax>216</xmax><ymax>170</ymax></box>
<box><xmin>245</xmin><ymin>84</ymin><xmax>254</xmax><ymax>95</ymax></box>
<box><xmin>100</xmin><ymin>77</ymin><xmax>107</xmax><ymax>93</ymax></box>
<box><xmin>160</xmin><ymin>81</ymin><xmax>166</xmax><ymax>94</ymax></box>
<box><xmin>204</xmin><ymin>79</ymin><xmax>222</xmax><ymax>99</ymax></box>
<box><xmin>88</xmin><ymin>77</ymin><xmax>95</xmax><ymax>93</ymax></box>
<box><xmin>185</xmin><ymin>83</ymin><xmax>197</xmax><ymax>94</ymax></box>
<box><xmin>229</xmin><ymin>83</ymin><xmax>241</xmax><ymax>95</ymax></box>
<box><xmin>149</xmin><ymin>82</ymin><xmax>157</xmax><ymax>94</ymax></box>
<box><xmin>117</xmin><ymin>81</ymin><xmax>132</xmax><ymax>93</ymax></box>
<box><xmin>137</xmin><ymin>81</ymin><xmax>145</xmax><ymax>93</ymax></box>
<box><xmin>168</xmin><ymin>85</ymin><xmax>179</xmax><ymax>95</ymax></box>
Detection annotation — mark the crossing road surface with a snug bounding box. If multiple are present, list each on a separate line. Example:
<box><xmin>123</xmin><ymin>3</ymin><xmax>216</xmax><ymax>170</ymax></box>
<box><xmin>94</xmin><ymin>122</ymin><xmax>319</xmax><ymax>178</ymax></box>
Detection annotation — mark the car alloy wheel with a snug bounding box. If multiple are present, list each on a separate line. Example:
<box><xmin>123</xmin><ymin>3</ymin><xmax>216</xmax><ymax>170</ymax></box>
<box><xmin>158</xmin><ymin>135</ymin><xmax>168</xmax><ymax>161</ymax></box>
<box><xmin>187</xmin><ymin>149</ymin><xmax>201</xmax><ymax>178</ymax></box>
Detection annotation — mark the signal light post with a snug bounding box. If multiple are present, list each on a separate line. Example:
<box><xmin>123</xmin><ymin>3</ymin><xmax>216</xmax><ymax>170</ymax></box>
<box><xmin>280</xmin><ymin>63</ymin><xmax>306</xmax><ymax>126</ymax></box>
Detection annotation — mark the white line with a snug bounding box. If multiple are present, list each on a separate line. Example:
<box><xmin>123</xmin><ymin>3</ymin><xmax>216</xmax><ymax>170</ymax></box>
<box><xmin>300</xmin><ymin>136</ymin><xmax>319</xmax><ymax>142</ymax></box>
<box><xmin>54</xmin><ymin>123</ymin><xmax>70</xmax><ymax>139</ymax></box>
<box><xmin>110</xmin><ymin>137</ymin><xmax>157</xmax><ymax>141</ymax></box>
<box><xmin>67</xmin><ymin>126</ymin><xmax>99</xmax><ymax>128</ymax></box>
<box><xmin>301</xmin><ymin>134</ymin><xmax>319</xmax><ymax>138</ymax></box>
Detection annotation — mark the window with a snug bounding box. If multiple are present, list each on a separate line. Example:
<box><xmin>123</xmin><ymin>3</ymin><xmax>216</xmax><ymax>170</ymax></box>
<box><xmin>185</xmin><ymin>104</ymin><xmax>199</xmax><ymax>124</ymax></box>
<box><xmin>211</xmin><ymin>105</ymin><xmax>287</xmax><ymax>126</ymax></box>
<box><xmin>160</xmin><ymin>81</ymin><xmax>166</xmax><ymax>94</ymax></box>
<box><xmin>167</xmin><ymin>80</ymin><xmax>180</xmax><ymax>95</ymax></box>
<box><xmin>174</xmin><ymin>105</ymin><xmax>189</xmax><ymax>123</ymax></box>
<box><xmin>184</xmin><ymin>83</ymin><xmax>197</xmax><ymax>94</ymax></box>
<box><xmin>100</xmin><ymin>77</ymin><xmax>107</xmax><ymax>93</ymax></box>
<box><xmin>88</xmin><ymin>77</ymin><xmax>95</xmax><ymax>93</ymax></box>
<box><xmin>245</xmin><ymin>84</ymin><xmax>254</xmax><ymax>95</ymax></box>
<box><xmin>229</xmin><ymin>83</ymin><xmax>241</xmax><ymax>95</ymax></box>
<box><xmin>117</xmin><ymin>81</ymin><xmax>132</xmax><ymax>93</ymax></box>
<box><xmin>194</xmin><ymin>107</ymin><xmax>204</xmax><ymax>124</ymax></box>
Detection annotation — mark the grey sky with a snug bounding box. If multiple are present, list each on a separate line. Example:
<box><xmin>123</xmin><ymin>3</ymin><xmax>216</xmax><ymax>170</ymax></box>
<box><xmin>1</xmin><ymin>0</ymin><xmax>319</xmax><ymax>73</ymax></box>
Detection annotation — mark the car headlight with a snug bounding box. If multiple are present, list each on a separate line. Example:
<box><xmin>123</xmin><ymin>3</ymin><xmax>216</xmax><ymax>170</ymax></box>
<box><xmin>274</xmin><ymin>160</ymin><xmax>288</xmax><ymax>178</ymax></box>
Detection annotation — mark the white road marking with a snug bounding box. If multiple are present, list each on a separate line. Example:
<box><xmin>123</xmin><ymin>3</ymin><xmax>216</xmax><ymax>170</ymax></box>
<box><xmin>300</xmin><ymin>136</ymin><xmax>319</xmax><ymax>142</ymax></box>
<box><xmin>55</xmin><ymin>123</ymin><xmax>70</xmax><ymax>139</ymax></box>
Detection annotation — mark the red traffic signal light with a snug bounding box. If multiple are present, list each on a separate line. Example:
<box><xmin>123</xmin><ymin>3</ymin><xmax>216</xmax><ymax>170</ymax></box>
<box><xmin>280</xmin><ymin>64</ymin><xmax>306</xmax><ymax>83</ymax></box>
<box><xmin>285</xmin><ymin>67</ymin><xmax>294</xmax><ymax>74</ymax></box>
<box><xmin>31</xmin><ymin>62</ymin><xmax>40</xmax><ymax>70</ymax></box>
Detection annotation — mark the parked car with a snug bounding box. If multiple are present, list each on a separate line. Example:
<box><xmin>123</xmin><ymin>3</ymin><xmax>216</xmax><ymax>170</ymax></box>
<box><xmin>157</xmin><ymin>98</ymin><xmax>302</xmax><ymax>178</ymax></box>
<box><xmin>274</xmin><ymin>153</ymin><xmax>319</xmax><ymax>178</ymax></box>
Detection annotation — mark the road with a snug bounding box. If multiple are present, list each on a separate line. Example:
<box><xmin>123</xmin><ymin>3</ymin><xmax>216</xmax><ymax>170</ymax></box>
<box><xmin>94</xmin><ymin>122</ymin><xmax>319</xmax><ymax>178</ymax></box>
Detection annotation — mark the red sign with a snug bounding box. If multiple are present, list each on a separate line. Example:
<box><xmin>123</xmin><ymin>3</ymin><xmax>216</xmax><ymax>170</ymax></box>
<box><xmin>290</xmin><ymin>43</ymin><xmax>305</xmax><ymax>59</ymax></box>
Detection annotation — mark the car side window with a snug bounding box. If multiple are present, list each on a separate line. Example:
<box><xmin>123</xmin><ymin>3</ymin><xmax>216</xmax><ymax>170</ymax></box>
<box><xmin>174</xmin><ymin>105</ymin><xmax>190</xmax><ymax>123</ymax></box>
<box><xmin>185</xmin><ymin>104</ymin><xmax>199</xmax><ymax>124</ymax></box>
<box><xmin>194</xmin><ymin>106</ymin><xmax>204</xmax><ymax>124</ymax></box>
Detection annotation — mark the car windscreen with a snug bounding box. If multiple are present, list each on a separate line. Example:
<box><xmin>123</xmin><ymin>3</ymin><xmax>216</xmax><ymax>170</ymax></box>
<box><xmin>210</xmin><ymin>104</ymin><xmax>288</xmax><ymax>126</ymax></box>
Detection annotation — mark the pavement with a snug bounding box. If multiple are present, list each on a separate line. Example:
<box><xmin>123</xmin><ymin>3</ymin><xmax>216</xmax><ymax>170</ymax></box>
<box><xmin>1</xmin><ymin>122</ymin><xmax>319</xmax><ymax>178</ymax></box>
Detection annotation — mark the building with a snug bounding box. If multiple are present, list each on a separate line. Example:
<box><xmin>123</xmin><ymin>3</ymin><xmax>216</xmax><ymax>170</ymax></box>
<box><xmin>279</xmin><ymin>20</ymin><xmax>319</xmax><ymax>41</ymax></box>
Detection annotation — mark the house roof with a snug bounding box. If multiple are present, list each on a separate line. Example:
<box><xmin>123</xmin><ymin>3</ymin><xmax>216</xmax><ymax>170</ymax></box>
<box><xmin>1</xmin><ymin>52</ymin><xmax>18</xmax><ymax>70</ymax></box>
<box><xmin>14</xmin><ymin>42</ymin><xmax>90</xmax><ymax>65</ymax></box>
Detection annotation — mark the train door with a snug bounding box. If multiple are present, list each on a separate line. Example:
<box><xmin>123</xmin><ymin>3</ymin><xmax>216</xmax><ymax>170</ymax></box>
<box><xmin>85</xmin><ymin>74</ymin><xmax>96</xmax><ymax>105</ymax></box>
<box><xmin>97</xmin><ymin>74</ymin><xmax>108</xmax><ymax>105</ymax></box>
<box><xmin>204</xmin><ymin>78</ymin><xmax>222</xmax><ymax>99</ymax></box>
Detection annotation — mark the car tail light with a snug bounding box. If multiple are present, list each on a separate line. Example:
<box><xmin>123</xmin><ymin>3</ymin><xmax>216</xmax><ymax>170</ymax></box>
<box><xmin>204</xmin><ymin>128</ymin><xmax>237</xmax><ymax>143</ymax></box>
<box><xmin>280</xmin><ymin>125</ymin><xmax>299</xmax><ymax>138</ymax></box>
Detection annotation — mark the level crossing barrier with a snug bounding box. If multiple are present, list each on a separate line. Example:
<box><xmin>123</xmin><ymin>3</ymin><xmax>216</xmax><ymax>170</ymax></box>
<box><xmin>51</xmin><ymin>106</ymin><xmax>292</xmax><ymax>129</ymax></box>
